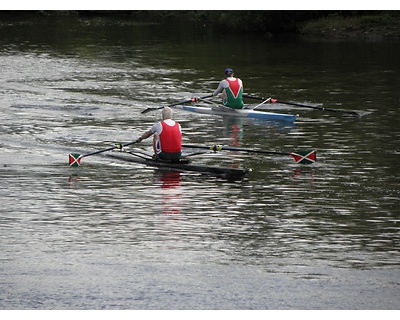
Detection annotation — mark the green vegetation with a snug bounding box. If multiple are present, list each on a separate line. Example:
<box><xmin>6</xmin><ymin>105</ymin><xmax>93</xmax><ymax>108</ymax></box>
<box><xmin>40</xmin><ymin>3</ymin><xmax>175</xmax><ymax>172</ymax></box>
<box><xmin>300</xmin><ymin>12</ymin><xmax>400</xmax><ymax>38</ymax></box>
<box><xmin>1</xmin><ymin>10</ymin><xmax>399</xmax><ymax>38</ymax></box>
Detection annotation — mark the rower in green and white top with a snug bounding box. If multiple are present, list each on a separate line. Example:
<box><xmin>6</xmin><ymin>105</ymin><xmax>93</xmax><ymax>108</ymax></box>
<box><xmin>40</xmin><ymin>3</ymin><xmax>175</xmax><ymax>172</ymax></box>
<box><xmin>213</xmin><ymin>68</ymin><xmax>244</xmax><ymax>109</ymax></box>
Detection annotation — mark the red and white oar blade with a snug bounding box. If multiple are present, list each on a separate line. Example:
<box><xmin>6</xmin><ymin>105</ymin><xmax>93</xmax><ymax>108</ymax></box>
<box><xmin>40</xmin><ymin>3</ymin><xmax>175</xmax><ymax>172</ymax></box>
<box><xmin>290</xmin><ymin>150</ymin><xmax>316</xmax><ymax>164</ymax></box>
<box><xmin>69</xmin><ymin>153</ymin><xmax>82</xmax><ymax>167</ymax></box>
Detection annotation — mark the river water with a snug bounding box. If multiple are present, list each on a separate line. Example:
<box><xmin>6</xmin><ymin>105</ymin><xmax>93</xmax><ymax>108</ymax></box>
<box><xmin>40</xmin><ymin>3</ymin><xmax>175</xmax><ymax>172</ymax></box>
<box><xmin>0</xmin><ymin>15</ymin><xmax>399</xmax><ymax>310</ymax></box>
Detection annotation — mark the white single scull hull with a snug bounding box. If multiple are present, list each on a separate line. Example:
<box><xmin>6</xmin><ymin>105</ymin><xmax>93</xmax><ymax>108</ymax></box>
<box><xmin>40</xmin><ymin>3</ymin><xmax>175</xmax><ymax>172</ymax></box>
<box><xmin>176</xmin><ymin>105</ymin><xmax>297</xmax><ymax>122</ymax></box>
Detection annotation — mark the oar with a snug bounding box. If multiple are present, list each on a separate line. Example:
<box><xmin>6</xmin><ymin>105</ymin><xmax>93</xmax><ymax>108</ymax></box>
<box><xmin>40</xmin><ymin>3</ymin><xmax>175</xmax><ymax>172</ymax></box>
<box><xmin>182</xmin><ymin>144</ymin><xmax>316</xmax><ymax>165</ymax></box>
<box><xmin>68</xmin><ymin>141</ymin><xmax>137</xmax><ymax>167</ymax></box>
<box><xmin>141</xmin><ymin>94</ymin><xmax>213</xmax><ymax>114</ymax></box>
<box><xmin>243</xmin><ymin>94</ymin><xmax>360</xmax><ymax>116</ymax></box>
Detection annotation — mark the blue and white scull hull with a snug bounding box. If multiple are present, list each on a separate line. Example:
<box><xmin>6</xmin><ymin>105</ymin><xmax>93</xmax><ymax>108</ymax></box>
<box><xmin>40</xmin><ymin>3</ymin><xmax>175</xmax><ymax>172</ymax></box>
<box><xmin>178</xmin><ymin>105</ymin><xmax>297</xmax><ymax>123</ymax></box>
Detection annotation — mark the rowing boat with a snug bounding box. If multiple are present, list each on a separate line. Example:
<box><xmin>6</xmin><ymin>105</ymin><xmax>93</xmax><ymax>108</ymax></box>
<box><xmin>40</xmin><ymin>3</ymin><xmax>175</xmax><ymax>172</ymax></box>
<box><xmin>175</xmin><ymin>104</ymin><xmax>297</xmax><ymax>122</ymax></box>
<box><xmin>140</xmin><ymin>95</ymin><xmax>297</xmax><ymax>122</ymax></box>
<box><xmin>69</xmin><ymin>141</ymin><xmax>314</xmax><ymax>179</ymax></box>
<box><xmin>107</xmin><ymin>151</ymin><xmax>250</xmax><ymax>180</ymax></box>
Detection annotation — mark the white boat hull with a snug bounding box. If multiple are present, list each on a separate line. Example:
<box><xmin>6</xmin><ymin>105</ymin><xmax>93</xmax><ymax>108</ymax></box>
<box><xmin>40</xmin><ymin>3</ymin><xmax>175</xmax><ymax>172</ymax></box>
<box><xmin>178</xmin><ymin>105</ymin><xmax>297</xmax><ymax>122</ymax></box>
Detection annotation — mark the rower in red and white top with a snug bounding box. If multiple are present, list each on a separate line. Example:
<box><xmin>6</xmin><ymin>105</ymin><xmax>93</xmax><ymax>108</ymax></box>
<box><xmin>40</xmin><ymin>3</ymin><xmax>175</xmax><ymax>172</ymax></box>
<box><xmin>136</xmin><ymin>107</ymin><xmax>182</xmax><ymax>161</ymax></box>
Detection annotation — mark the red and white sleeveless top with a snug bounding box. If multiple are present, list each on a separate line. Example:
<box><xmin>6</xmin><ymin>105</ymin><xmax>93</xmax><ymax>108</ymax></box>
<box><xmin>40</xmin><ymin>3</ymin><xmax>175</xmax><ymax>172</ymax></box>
<box><xmin>159</xmin><ymin>121</ymin><xmax>182</xmax><ymax>153</ymax></box>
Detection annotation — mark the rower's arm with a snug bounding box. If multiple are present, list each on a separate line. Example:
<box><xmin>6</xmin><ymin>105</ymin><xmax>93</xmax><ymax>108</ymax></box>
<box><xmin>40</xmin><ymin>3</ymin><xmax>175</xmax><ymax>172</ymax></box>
<box><xmin>213</xmin><ymin>80</ymin><xmax>226</xmax><ymax>96</ymax></box>
<box><xmin>136</xmin><ymin>129</ymin><xmax>153</xmax><ymax>143</ymax></box>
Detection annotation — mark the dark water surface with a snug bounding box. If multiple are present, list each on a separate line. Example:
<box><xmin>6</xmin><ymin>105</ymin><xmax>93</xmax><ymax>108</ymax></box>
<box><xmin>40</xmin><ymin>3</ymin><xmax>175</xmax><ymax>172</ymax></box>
<box><xmin>0</xmin><ymin>16</ymin><xmax>399</xmax><ymax>310</ymax></box>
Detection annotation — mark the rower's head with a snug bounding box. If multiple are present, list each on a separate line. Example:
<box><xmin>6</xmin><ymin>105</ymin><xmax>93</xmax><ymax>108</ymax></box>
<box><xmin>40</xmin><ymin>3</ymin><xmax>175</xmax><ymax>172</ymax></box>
<box><xmin>162</xmin><ymin>106</ymin><xmax>173</xmax><ymax>120</ymax></box>
<box><xmin>224</xmin><ymin>68</ymin><xmax>234</xmax><ymax>78</ymax></box>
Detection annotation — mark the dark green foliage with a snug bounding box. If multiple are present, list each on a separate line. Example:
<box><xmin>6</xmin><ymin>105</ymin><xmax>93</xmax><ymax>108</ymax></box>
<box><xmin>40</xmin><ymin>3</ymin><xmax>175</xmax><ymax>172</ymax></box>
<box><xmin>1</xmin><ymin>10</ymin><xmax>398</xmax><ymax>36</ymax></box>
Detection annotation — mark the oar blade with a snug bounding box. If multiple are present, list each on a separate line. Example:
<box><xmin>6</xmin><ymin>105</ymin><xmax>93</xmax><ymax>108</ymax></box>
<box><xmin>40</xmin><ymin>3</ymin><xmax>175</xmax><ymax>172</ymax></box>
<box><xmin>69</xmin><ymin>153</ymin><xmax>82</xmax><ymax>167</ymax></box>
<box><xmin>290</xmin><ymin>150</ymin><xmax>317</xmax><ymax>164</ymax></box>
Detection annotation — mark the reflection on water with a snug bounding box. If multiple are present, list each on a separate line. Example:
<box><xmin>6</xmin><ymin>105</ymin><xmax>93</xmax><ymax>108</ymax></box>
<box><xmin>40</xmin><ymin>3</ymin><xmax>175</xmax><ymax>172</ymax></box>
<box><xmin>224</xmin><ymin>117</ymin><xmax>244</xmax><ymax>147</ymax></box>
<box><xmin>0</xmin><ymin>16</ymin><xmax>399</xmax><ymax>310</ymax></box>
<box><xmin>157</xmin><ymin>171</ymin><xmax>183</xmax><ymax>215</ymax></box>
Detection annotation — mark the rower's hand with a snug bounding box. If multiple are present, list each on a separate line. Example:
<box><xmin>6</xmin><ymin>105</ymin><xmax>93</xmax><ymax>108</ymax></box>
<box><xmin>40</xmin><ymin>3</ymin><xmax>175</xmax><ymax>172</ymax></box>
<box><xmin>191</xmin><ymin>97</ymin><xmax>199</xmax><ymax>103</ymax></box>
<box><xmin>270</xmin><ymin>98</ymin><xmax>277</xmax><ymax>103</ymax></box>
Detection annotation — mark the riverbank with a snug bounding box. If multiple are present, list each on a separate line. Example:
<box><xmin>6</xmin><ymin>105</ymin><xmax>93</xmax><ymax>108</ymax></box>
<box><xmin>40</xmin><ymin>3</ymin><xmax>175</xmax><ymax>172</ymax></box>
<box><xmin>300</xmin><ymin>13</ymin><xmax>400</xmax><ymax>39</ymax></box>
<box><xmin>1</xmin><ymin>11</ymin><xmax>399</xmax><ymax>39</ymax></box>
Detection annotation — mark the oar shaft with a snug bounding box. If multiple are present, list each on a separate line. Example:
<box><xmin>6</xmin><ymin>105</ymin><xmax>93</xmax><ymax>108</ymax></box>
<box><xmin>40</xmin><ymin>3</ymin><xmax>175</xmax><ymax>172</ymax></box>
<box><xmin>243</xmin><ymin>94</ymin><xmax>359</xmax><ymax>116</ymax></box>
<box><xmin>81</xmin><ymin>141</ymin><xmax>137</xmax><ymax>158</ymax></box>
<box><xmin>243</xmin><ymin>94</ymin><xmax>269</xmax><ymax>102</ymax></box>
<box><xmin>141</xmin><ymin>94</ymin><xmax>213</xmax><ymax>114</ymax></box>
<box><xmin>182</xmin><ymin>144</ymin><xmax>317</xmax><ymax>165</ymax></box>
<box><xmin>81</xmin><ymin>145</ymin><xmax>117</xmax><ymax>158</ymax></box>
<box><xmin>244</xmin><ymin>94</ymin><xmax>318</xmax><ymax>109</ymax></box>
<box><xmin>182</xmin><ymin>144</ymin><xmax>289</xmax><ymax>156</ymax></box>
<box><xmin>69</xmin><ymin>140</ymin><xmax>138</xmax><ymax>166</ymax></box>
<box><xmin>276</xmin><ymin>100</ymin><xmax>355</xmax><ymax>114</ymax></box>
